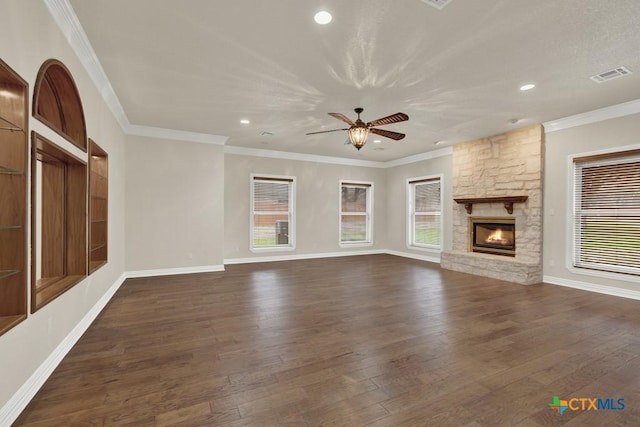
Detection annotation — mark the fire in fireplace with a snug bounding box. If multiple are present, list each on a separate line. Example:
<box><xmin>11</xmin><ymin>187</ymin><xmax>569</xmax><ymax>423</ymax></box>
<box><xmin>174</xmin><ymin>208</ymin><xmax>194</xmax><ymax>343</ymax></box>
<box><xmin>469</xmin><ymin>217</ymin><xmax>515</xmax><ymax>256</ymax></box>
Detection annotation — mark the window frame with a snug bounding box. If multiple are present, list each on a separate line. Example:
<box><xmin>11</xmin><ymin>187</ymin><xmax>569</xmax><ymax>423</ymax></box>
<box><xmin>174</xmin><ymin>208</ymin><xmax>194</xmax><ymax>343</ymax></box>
<box><xmin>250</xmin><ymin>174</ymin><xmax>296</xmax><ymax>253</ymax></box>
<box><xmin>569</xmin><ymin>148</ymin><xmax>640</xmax><ymax>280</ymax></box>
<box><xmin>339</xmin><ymin>180</ymin><xmax>374</xmax><ymax>247</ymax></box>
<box><xmin>406</xmin><ymin>174</ymin><xmax>443</xmax><ymax>251</ymax></box>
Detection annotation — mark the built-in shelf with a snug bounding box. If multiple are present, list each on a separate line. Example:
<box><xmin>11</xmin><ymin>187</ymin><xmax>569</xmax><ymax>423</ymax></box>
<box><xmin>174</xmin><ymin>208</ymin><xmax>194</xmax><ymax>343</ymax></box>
<box><xmin>0</xmin><ymin>315</ymin><xmax>25</xmax><ymax>335</ymax></box>
<box><xmin>0</xmin><ymin>225</ymin><xmax>22</xmax><ymax>230</ymax></box>
<box><xmin>0</xmin><ymin>165</ymin><xmax>23</xmax><ymax>175</ymax></box>
<box><xmin>0</xmin><ymin>115</ymin><xmax>23</xmax><ymax>132</ymax></box>
<box><xmin>91</xmin><ymin>243</ymin><xmax>106</xmax><ymax>252</ymax></box>
<box><xmin>0</xmin><ymin>59</ymin><xmax>28</xmax><ymax>336</ymax></box>
<box><xmin>0</xmin><ymin>270</ymin><xmax>21</xmax><ymax>280</ymax></box>
<box><xmin>454</xmin><ymin>196</ymin><xmax>528</xmax><ymax>215</ymax></box>
<box><xmin>89</xmin><ymin>139</ymin><xmax>108</xmax><ymax>274</ymax></box>
<box><xmin>90</xmin><ymin>260</ymin><xmax>106</xmax><ymax>272</ymax></box>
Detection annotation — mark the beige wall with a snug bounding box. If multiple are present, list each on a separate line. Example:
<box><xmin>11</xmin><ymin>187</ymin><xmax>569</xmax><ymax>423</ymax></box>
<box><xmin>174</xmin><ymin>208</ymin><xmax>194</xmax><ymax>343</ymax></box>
<box><xmin>224</xmin><ymin>154</ymin><xmax>387</xmax><ymax>259</ymax></box>
<box><xmin>543</xmin><ymin>113</ymin><xmax>640</xmax><ymax>293</ymax></box>
<box><xmin>0</xmin><ymin>0</ymin><xmax>127</xmax><ymax>411</ymax></box>
<box><xmin>385</xmin><ymin>155</ymin><xmax>454</xmax><ymax>258</ymax></box>
<box><xmin>125</xmin><ymin>136</ymin><xmax>224</xmax><ymax>271</ymax></box>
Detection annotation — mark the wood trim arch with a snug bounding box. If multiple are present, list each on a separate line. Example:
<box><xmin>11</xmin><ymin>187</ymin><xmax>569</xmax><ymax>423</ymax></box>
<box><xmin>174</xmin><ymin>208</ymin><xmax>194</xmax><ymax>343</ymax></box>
<box><xmin>33</xmin><ymin>59</ymin><xmax>87</xmax><ymax>151</ymax></box>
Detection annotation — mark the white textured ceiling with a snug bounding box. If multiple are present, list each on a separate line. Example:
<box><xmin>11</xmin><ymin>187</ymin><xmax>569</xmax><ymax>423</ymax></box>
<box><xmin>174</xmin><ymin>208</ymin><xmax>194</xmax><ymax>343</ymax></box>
<box><xmin>68</xmin><ymin>0</ymin><xmax>640</xmax><ymax>161</ymax></box>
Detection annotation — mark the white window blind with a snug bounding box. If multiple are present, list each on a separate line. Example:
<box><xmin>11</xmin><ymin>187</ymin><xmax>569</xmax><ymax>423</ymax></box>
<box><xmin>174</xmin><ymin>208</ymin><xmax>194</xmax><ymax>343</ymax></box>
<box><xmin>408</xmin><ymin>177</ymin><xmax>442</xmax><ymax>248</ymax></box>
<box><xmin>340</xmin><ymin>182</ymin><xmax>372</xmax><ymax>244</ymax></box>
<box><xmin>573</xmin><ymin>152</ymin><xmax>640</xmax><ymax>276</ymax></box>
<box><xmin>252</xmin><ymin>177</ymin><xmax>294</xmax><ymax>249</ymax></box>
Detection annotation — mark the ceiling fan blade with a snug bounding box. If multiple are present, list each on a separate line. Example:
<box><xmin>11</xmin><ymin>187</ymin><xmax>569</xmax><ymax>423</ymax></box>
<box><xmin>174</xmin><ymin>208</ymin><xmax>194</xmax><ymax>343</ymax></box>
<box><xmin>306</xmin><ymin>128</ymin><xmax>349</xmax><ymax>135</ymax></box>
<box><xmin>328</xmin><ymin>113</ymin><xmax>356</xmax><ymax>126</ymax></box>
<box><xmin>370</xmin><ymin>128</ymin><xmax>406</xmax><ymax>140</ymax></box>
<box><xmin>366</xmin><ymin>112</ymin><xmax>409</xmax><ymax>127</ymax></box>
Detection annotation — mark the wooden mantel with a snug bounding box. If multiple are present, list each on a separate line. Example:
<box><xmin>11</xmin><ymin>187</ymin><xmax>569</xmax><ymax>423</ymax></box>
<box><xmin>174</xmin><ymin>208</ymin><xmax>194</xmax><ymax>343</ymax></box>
<box><xmin>454</xmin><ymin>196</ymin><xmax>528</xmax><ymax>215</ymax></box>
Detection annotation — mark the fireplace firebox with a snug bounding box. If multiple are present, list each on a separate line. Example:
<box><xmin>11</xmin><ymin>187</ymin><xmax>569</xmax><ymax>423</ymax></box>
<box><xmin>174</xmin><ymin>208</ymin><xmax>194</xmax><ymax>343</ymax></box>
<box><xmin>469</xmin><ymin>217</ymin><xmax>515</xmax><ymax>257</ymax></box>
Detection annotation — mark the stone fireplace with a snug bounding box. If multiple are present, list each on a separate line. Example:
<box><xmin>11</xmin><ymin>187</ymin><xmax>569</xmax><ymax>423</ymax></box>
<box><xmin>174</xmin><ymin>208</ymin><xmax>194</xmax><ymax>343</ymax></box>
<box><xmin>440</xmin><ymin>125</ymin><xmax>544</xmax><ymax>285</ymax></box>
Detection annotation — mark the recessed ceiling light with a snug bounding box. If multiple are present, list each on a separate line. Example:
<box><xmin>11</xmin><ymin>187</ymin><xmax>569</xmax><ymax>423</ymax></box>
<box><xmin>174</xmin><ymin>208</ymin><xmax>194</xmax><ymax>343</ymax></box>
<box><xmin>519</xmin><ymin>83</ymin><xmax>535</xmax><ymax>91</ymax></box>
<box><xmin>373</xmin><ymin>139</ymin><xmax>382</xmax><ymax>144</ymax></box>
<box><xmin>240</xmin><ymin>119</ymin><xmax>250</xmax><ymax>124</ymax></box>
<box><xmin>434</xmin><ymin>140</ymin><xmax>447</xmax><ymax>145</ymax></box>
<box><xmin>314</xmin><ymin>11</ymin><xmax>332</xmax><ymax>25</ymax></box>
<box><xmin>508</xmin><ymin>118</ymin><xmax>522</xmax><ymax>124</ymax></box>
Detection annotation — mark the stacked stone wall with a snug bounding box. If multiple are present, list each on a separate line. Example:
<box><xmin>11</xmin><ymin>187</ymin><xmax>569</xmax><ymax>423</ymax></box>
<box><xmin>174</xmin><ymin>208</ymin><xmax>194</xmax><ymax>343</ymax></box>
<box><xmin>441</xmin><ymin>125</ymin><xmax>544</xmax><ymax>285</ymax></box>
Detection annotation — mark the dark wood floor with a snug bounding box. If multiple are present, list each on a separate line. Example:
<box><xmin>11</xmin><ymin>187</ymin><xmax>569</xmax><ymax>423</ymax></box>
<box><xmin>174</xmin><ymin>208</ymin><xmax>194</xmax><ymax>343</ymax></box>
<box><xmin>14</xmin><ymin>255</ymin><xmax>640</xmax><ymax>426</ymax></box>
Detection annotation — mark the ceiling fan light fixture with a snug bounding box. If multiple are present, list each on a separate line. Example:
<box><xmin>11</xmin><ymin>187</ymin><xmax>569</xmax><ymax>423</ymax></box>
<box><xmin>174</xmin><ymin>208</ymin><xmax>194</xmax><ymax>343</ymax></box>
<box><xmin>305</xmin><ymin>107</ymin><xmax>407</xmax><ymax>151</ymax></box>
<box><xmin>348</xmin><ymin>125</ymin><xmax>369</xmax><ymax>150</ymax></box>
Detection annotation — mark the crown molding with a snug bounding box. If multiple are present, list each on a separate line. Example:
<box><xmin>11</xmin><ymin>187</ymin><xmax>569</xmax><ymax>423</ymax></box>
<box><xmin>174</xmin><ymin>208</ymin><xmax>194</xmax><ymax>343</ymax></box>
<box><xmin>224</xmin><ymin>145</ymin><xmax>386</xmax><ymax>168</ymax></box>
<box><xmin>44</xmin><ymin>0</ymin><xmax>130</xmax><ymax>131</ymax></box>
<box><xmin>127</xmin><ymin>125</ymin><xmax>227</xmax><ymax>145</ymax></box>
<box><xmin>224</xmin><ymin>144</ymin><xmax>453</xmax><ymax>168</ymax></box>
<box><xmin>543</xmin><ymin>99</ymin><xmax>640</xmax><ymax>132</ymax></box>
<box><xmin>382</xmin><ymin>147</ymin><xmax>453</xmax><ymax>168</ymax></box>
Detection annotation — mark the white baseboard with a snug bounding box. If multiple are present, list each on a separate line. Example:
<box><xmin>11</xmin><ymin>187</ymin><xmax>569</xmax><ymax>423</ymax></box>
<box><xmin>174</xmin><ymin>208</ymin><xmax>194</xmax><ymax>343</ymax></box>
<box><xmin>543</xmin><ymin>275</ymin><xmax>640</xmax><ymax>300</ymax></box>
<box><xmin>385</xmin><ymin>249</ymin><xmax>441</xmax><ymax>264</ymax></box>
<box><xmin>224</xmin><ymin>249</ymin><xmax>385</xmax><ymax>265</ymax></box>
<box><xmin>126</xmin><ymin>264</ymin><xmax>225</xmax><ymax>278</ymax></box>
<box><xmin>0</xmin><ymin>273</ymin><xmax>127</xmax><ymax>427</ymax></box>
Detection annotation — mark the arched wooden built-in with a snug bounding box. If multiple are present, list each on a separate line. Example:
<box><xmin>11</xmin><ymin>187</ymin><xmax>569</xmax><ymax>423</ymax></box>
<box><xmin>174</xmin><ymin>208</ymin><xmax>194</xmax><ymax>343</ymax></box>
<box><xmin>33</xmin><ymin>59</ymin><xmax>87</xmax><ymax>151</ymax></box>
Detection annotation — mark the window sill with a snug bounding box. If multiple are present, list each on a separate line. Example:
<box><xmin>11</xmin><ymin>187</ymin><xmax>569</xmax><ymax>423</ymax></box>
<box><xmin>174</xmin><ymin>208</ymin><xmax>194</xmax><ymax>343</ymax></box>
<box><xmin>339</xmin><ymin>242</ymin><xmax>373</xmax><ymax>248</ymax></box>
<box><xmin>250</xmin><ymin>246</ymin><xmax>296</xmax><ymax>253</ymax></box>
<box><xmin>406</xmin><ymin>244</ymin><xmax>441</xmax><ymax>253</ymax></box>
<box><xmin>567</xmin><ymin>265</ymin><xmax>640</xmax><ymax>284</ymax></box>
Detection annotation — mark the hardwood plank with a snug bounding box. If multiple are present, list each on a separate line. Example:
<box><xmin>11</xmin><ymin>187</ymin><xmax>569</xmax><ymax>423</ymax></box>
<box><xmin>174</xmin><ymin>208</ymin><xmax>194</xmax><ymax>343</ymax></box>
<box><xmin>13</xmin><ymin>255</ymin><xmax>640</xmax><ymax>425</ymax></box>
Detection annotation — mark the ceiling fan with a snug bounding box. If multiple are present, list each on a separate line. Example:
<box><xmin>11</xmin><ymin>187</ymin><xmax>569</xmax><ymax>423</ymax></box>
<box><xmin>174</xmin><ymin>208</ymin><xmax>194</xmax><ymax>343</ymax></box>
<box><xmin>306</xmin><ymin>107</ymin><xmax>409</xmax><ymax>150</ymax></box>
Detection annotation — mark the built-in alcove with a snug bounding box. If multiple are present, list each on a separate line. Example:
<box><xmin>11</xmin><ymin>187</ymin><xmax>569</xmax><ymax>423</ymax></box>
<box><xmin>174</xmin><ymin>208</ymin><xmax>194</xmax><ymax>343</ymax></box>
<box><xmin>33</xmin><ymin>59</ymin><xmax>87</xmax><ymax>151</ymax></box>
<box><xmin>0</xmin><ymin>59</ymin><xmax>28</xmax><ymax>335</ymax></box>
<box><xmin>31</xmin><ymin>132</ymin><xmax>87</xmax><ymax>312</ymax></box>
<box><xmin>89</xmin><ymin>139</ymin><xmax>108</xmax><ymax>273</ymax></box>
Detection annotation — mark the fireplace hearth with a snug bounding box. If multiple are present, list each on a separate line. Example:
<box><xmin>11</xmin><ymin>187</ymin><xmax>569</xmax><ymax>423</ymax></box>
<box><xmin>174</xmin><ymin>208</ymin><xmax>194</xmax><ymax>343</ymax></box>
<box><xmin>470</xmin><ymin>217</ymin><xmax>515</xmax><ymax>256</ymax></box>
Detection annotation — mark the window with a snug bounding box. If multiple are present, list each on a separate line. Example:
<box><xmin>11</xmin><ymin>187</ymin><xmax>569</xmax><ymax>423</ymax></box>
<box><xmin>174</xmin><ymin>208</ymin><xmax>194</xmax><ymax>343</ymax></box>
<box><xmin>408</xmin><ymin>176</ymin><xmax>442</xmax><ymax>249</ymax></box>
<box><xmin>251</xmin><ymin>175</ymin><xmax>295</xmax><ymax>251</ymax></box>
<box><xmin>340</xmin><ymin>181</ymin><xmax>373</xmax><ymax>246</ymax></box>
<box><xmin>573</xmin><ymin>150</ymin><xmax>640</xmax><ymax>276</ymax></box>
